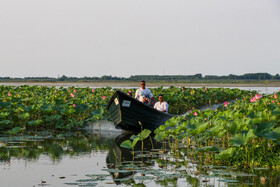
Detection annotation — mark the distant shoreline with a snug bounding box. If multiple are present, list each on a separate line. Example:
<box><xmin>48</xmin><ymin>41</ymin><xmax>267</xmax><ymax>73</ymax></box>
<box><xmin>1</xmin><ymin>81</ymin><xmax>280</xmax><ymax>88</ymax></box>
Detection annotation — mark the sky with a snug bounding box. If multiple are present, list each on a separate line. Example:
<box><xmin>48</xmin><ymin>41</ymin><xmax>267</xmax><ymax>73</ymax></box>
<box><xmin>0</xmin><ymin>0</ymin><xmax>280</xmax><ymax>78</ymax></box>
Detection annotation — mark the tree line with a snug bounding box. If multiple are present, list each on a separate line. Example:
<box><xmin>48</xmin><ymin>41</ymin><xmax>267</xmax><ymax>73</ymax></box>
<box><xmin>0</xmin><ymin>73</ymin><xmax>280</xmax><ymax>82</ymax></box>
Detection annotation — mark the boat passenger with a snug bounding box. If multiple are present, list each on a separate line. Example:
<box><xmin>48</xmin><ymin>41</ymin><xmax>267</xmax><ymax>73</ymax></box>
<box><xmin>154</xmin><ymin>94</ymin><xmax>169</xmax><ymax>113</ymax></box>
<box><xmin>135</xmin><ymin>80</ymin><xmax>156</xmax><ymax>106</ymax></box>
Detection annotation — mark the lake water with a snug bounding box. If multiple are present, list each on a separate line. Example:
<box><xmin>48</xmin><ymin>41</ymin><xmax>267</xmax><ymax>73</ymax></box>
<box><xmin>1</xmin><ymin>121</ymin><xmax>280</xmax><ymax>187</ymax></box>
<box><xmin>1</xmin><ymin>86</ymin><xmax>280</xmax><ymax>186</ymax></box>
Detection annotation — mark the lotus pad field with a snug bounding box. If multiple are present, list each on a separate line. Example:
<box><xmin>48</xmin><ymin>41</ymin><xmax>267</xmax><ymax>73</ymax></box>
<box><xmin>155</xmin><ymin>92</ymin><xmax>280</xmax><ymax>170</ymax></box>
<box><xmin>0</xmin><ymin>85</ymin><xmax>255</xmax><ymax>134</ymax></box>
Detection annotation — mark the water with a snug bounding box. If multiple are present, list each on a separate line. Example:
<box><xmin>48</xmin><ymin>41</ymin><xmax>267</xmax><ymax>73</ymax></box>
<box><xmin>1</xmin><ymin>82</ymin><xmax>280</xmax><ymax>94</ymax></box>
<box><xmin>1</xmin><ymin>122</ymin><xmax>280</xmax><ymax>187</ymax></box>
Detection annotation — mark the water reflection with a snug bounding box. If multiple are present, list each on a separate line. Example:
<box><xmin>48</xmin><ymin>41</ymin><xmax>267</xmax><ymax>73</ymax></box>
<box><xmin>106</xmin><ymin>133</ymin><xmax>163</xmax><ymax>182</ymax></box>
<box><xmin>0</xmin><ymin>130</ymin><xmax>117</xmax><ymax>163</ymax></box>
<box><xmin>1</xmin><ymin>122</ymin><xmax>280</xmax><ymax>186</ymax></box>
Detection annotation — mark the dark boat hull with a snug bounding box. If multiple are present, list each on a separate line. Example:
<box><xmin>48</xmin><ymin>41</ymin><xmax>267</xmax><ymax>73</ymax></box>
<box><xmin>106</xmin><ymin>91</ymin><xmax>173</xmax><ymax>132</ymax></box>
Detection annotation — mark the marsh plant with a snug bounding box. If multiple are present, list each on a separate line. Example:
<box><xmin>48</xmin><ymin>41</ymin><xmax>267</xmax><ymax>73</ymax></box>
<box><xmin>120</xmin><ymin>129</ymin><xmax>152</xmax><ymax>161</ymax></box>
<box><xmin>0</xmin><ymin>85</ymin><xmax>254</xmax><ymax>134</ymax></box>
<box><xmin>155</xmin><ymin>92</ymin><xmax>280</xmax><ymax>170</ymax></box>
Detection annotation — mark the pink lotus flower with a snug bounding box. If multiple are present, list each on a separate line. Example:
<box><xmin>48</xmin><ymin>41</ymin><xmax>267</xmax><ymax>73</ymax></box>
<box><xmin>272</xmin><ymin>100</ymin><xmax>275</xmax><ymax>103</ymax></box>
<box><xmin>55</xmin><ymin>90</ymin><xmax>57</xmax><ymax>93</ymax></box>
<box><xmin>274</xmin><ymin>93</ymin><xmax>278</xmax><ymax>99</ymax></box>
<box><xmin>71</xmin><ymin>93</ymin><xmax>75</xmax><ymax>98</ymax></box>
<box><xmin>102</xmin><ymin>96</ymin><xmax>106</xmax><ymax>100</ymax></box>
<box><xmin>8</xmin><ymin>92</ymin><xmax>11</xmax><ymax>96</ymax></box>
<box><xmin>92</xmin><ymin>89</ymin><xmax>95</xmax><ymax>92</ymax></box>
<box><xmin>73</xmin><ymin>104</ymin><xmax>76</xmax><ymax>107</ymax></box>
<box><xmin>128</xmin><ymin>90</ymin><xmax>132</xmax><ymax>93</ymax></box>
<box><xmin>255</xmin><ymin>94</ymin><xmax>262</xmax><ymax>99</ymax></box>
<box><xmin>224</xmin><ymin>101</ymin><xmax>229</xmax><ymax>107</ymax></box>
<box><xmin>193</xmin><ymin>112</ymin><xmax>198</xmax><ymax>116</ymax></box>
<box><xmin>250</xmin><ymin>97</ymin><xmax>256</xmax><ymax>102</ymax></box>
<box><xmin>65</xmin><ymin>100</ymin><xmax>68</xmax><ymax>103</ymax></box>
<box><xmin>250</xmin><ymin>94</ymin><xmax>262</xmax><ymax>102</ymax></box>
<box><xmin>73</xmin><ymin>89</ymin><xmax>76</xmax><ymax>93</ymax></box>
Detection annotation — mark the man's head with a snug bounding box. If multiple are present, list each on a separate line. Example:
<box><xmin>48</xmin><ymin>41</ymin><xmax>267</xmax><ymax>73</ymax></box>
<box><xmin>140</xmin><ymin>80</ymin><xmax>146</xmax><ymax>89</ymax></box>
<box><xmin>158</xmin><ymin>94</ymin><xmax>164</xmax><ymax>102</ymax></box>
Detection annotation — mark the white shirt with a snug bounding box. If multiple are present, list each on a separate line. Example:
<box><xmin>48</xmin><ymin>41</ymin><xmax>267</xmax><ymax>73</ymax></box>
<box><xmin>154</xmin><ymin>101</ymin><xmax>169</xmax><ymax>113</ymax></box>
<box><xmin>135</xmin><ymin>88</ymin><xmax>153</xmax><ymax>102</ymax></box>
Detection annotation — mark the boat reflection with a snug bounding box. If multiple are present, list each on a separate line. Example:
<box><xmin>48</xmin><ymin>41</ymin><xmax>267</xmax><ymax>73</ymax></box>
<box><xmin>106</xmin><ymin>133</ymin><xmax>163</xmax><ymax>183</ymax></box>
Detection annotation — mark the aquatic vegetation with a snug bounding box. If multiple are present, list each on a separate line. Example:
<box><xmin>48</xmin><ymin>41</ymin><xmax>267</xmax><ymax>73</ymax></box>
<box><xmin>155</xmin><ymin>91</ymin><xmax>280</xmax><ymax>170</ymax></box>
<box><xmin>0</xmin><ymin>85</ymin><xmax>253</xmax><ymax>133</ymax></box>
<box><xmin>0</xmin><ymin>85</ymin><xmax>113</xmax><ymax>132</ymax></box>
<box><xmin>120</xmin><ymin>129</ymin><xmax>152</xmax><ymax>161</ymax></box>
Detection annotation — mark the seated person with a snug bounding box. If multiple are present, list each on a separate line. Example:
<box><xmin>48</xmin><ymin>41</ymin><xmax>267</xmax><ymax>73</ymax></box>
<box><xmin>135</xmin><ymin>80</ymin><xmax>156</xmax><ymax>106</ymax></box>
<box><xmin>154</xmin><ymin>94</ymin><xmax>169</xmax><ymax>113</ymax></box>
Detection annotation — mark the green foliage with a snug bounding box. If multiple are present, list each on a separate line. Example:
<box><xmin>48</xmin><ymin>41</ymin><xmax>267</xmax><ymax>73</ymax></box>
<box><xmin>0</xmin><ymin>85</ymin><xmax>112</xmax><ymax>132</ymax></box>
<box><xmin>0</xmin><ymin>85</ymin><xmax>253</xmax><ymax>133</ymax></box>
<box><xmin>155</xmin><ymin>91</ymin><xmax>280</xmax><ymax>170</ymax></box>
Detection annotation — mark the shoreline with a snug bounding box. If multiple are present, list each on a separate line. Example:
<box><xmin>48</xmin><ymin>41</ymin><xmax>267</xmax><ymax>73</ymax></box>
<box><xmin>1</xmin><ymin>81</ymin><xmax>280</xmax><ymax>88</ymax></box>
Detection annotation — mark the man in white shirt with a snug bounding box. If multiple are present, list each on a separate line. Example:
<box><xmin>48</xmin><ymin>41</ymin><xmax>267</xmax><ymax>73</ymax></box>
<box><xmin>154</xmin><ymin>94</ymin><xmax>169</xmax><ymax>113</ymax></box>
<box><xmin>135</xmin><ymin>80</ymin><xmax>156</xmax><ymax>105</ymax></box>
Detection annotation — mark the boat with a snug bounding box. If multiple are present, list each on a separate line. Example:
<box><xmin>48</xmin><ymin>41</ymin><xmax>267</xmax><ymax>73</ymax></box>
<box><xmin>106</xmin><ymin>91</ymin><xmax>173</xmax><ymax>132</ymax></box>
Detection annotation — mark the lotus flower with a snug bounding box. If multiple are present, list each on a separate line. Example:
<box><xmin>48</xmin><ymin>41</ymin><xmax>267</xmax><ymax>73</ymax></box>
<box><xmin>73</xmin><ymin>89</ymin><xmax>76</xmax><ymax>93</ymax></box>
<box><xmin>250</xmin><ymin>97</ymin><xmax>256</xmax><ymax>102</ymax></box>
<box><xmin>8</xmin><ymin>92</ymin><xmax>11</xmax><ymax>96</ymax></box>
<box><xmin>250</xmin><ymin>94</ymin><xmax>262</xmax><ymax>102</ymax></box>
<box><xmin>255</xmin><ymin>94</ymin><xmax>262</xmax><ymax>99</ymax></box>
<box><xmin>55</xmin><ymin>90</ymin><xmax>57</xmax><ymax>93</ymax></box>
<box><xmin>73</xmin><ymin>104</ymin><xmax>76</xmax><ymax>107</ymax></box>
<box><xmin>102</xmin><ymin>96</ymin><xmax>106</xmax><ymax>100</ymax></box>
<box><xmin>65</xmin><ymin>100</ymin><xmax>68</xmax><ymax>103</ymax></box>
<box><xmin>274</xmin><ymin>93</ymin><xmax>278</xmax><ymax>99</ymax></box>
<box><xmin>92</xmin><ymin>89</ymin><xmax>95</xmax><ymax>92</ymax></box>
<box><xmin>224</xmin><ymin>101</ymin><xmax>229</xmax><ymax>107</ymax></box>
<box><xmin>272</xmin><ymin>100</ymin><xmax>275</xmax><ymax>103</ymax></box>
<box><xmin>193</xmin><ymin>112</ymin><xmax>198</xmax><ymax>116</ymax></box>
<box><xmin>71</xmin><ymin>93</ymin><xmax>75</xmax><ymax>98</ymax></box>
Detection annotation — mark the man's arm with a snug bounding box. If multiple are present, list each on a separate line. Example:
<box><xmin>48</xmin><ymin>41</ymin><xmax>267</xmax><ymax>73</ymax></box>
<box><xmin>135</xmin><ymin>90</ymin><xmax>139</xmax><ymax>100</ymax></box>
<box><xmin>151</xmin><ymin>96</ymin><xmax>156</xmax><ymax>103</ymax></box>
<box><xmin>163</xmin><ymin>102</ymin><xmax>169</xmax><ymax>112</ymax></box>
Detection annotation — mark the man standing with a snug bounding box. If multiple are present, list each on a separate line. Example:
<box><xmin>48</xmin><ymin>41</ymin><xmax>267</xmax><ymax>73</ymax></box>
<box><xmin>154</xmin><ymin>94</ymin><xmax>169</xmax><ymax>113</ymax></box>
<box><xmin>135</xmin><ymin>80</ymin><xmax>156</xmax><ymax>105</ymax></box>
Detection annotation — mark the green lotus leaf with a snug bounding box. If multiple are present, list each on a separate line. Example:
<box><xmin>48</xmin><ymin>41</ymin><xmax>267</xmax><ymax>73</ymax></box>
<box><xmin>229</xmin><ymin>129</ymin><xmax>255</xmax><ymax>147</ymax></box>
<box><xmin>132</xmin><ymin>137</ymin><xmax>140</xmax><ymax>148</ymax></box>
<box><xmin>41</xmin><ymin>104</ymin><xmax>54</xmax><ymax>113</ymax></box>
<box><xmin>154</xmin><ymin>131</ymin><xmax>167</xmax><ymax>141</ymax></box>
<box><xmin>120</xmin><ymin>140</ymin><xmax>133</xmax><ymax>149</ymax></box>
<box><xmin>264</xmin><ymin>127</ymin><xmax>280</xmax><ymax>140</ymax></box>
<box><xmin>196</xmin><ymin>146</ymin><xmax>219</xmax><ymax>153</ymax></box>
<box><xmin>217</xmin><ymin>147</ymin><xmax>236</xmax><ymax>159</ymax></box>
<box><xmin>0</xmin><ymin>112</ymin><xmax>9</xmax><ymax>119</ymax></box>
<box><xmin>18</xmin><ymin>112</ymin><xmax>30</xmax><ymax>120</ymax></box>
<box><xmin>197</xmin><ymin>122</ymin><xmax>210</xmax><ymax>134</ymax></box>
<box><xmin>46</xmin><ymin>114</ymin><xmax>61</xmax><ymax>122</ymax></box>
<box><xmin>0</xmin><ymin>120</ymin><xmax>12</xmax><ymax>125</ymax></box>
<box><xmin>254</xmin><ymin>122</ymin><xmax>273</xmax><ymax>137</ymax></box>
<box><xmin>6</xmin><ymin>126</ymin><xmax>26</xmax><ymax>134</ymax></box>
<box><xmin>27</xmin><ymin>120</ymin><xmax>43</xmax><ymax>126</ymax></box>
<box><xmin>67</xmin><ymin>108</ymin><xmax>76</xmax><ymax>114</ymax></box>
<box><xmin>137</xmin><ymin>129</ymin><xmax>151</xmax><ymax>140</ymax></box>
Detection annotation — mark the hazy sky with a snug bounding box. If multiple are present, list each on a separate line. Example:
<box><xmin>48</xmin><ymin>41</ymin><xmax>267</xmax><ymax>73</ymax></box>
<box><xmin>0</xmin><ymin>0</ymin><xmax>280</xmax><ymax>78</ymax></box>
